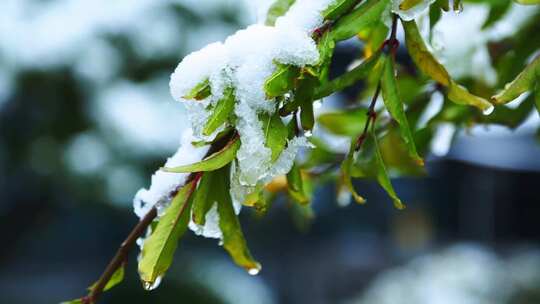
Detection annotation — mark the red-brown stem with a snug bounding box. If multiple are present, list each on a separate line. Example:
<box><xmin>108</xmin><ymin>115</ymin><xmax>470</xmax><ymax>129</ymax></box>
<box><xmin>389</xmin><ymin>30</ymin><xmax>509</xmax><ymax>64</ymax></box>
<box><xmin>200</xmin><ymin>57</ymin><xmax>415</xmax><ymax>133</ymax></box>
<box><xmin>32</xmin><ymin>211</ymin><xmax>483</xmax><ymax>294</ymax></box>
<box><xmin>354</xmin><ymin>14</ymin><xmax>399</xmax><ymax>151</ymax></box>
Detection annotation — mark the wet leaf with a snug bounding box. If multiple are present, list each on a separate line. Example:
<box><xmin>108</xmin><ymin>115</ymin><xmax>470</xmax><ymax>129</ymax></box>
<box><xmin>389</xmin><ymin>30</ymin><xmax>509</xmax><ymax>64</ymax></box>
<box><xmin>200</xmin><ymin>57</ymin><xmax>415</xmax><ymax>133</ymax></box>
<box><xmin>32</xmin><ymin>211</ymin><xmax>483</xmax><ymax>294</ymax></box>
<box><xmin>513</xmin><ymin>0</ymin><xmax>540</xmax><ymax>4</ymax></box>
<box><xmin>380</xmin><ymin>55</ymin><xmax>424</xmax><ymax>165</ymax></box>
<box><xmin>491</xmin><ymin>55</ymin><xmax>540</xmax><ymax>105</ymax></box>
<box><xmin>215</xmin><ymin>166</ymin><xmax>261</xmax><ymax>274</ymax></box>
<box><xmin>400</xmin><ymin>0</ymin><xmax>423</xmax><ymax>10</ymax></box>
<box><xmin>191</xmin><ymin>172</ymin><xmax>215</xmax><ymax>226</ymax></box>
<box><xmin>266</xmin><ymin>0</ymin><xmax>296</xmax><ymax>26</ymax></box>
<box><xmin>163</xmin><ymin>136</ymin><xmax>240</xmax><ymax>173</ymax></box>
<box><xmin>372</xmin><ymin>131</ymin><xmax>405</xmax><ymax>209</ymax></box>
<box><xmin>183</xmin><ymin>79</ymin><xmax>211</xmax><ymax>100</ymax></box>
<box><xmin>484</xmin><ymin>94</ymin><xmax>535</xmax><ymax>129</ymax></box>
<box><xmin>331</xmin><ymin>0</ymin><xmax>390</xmax><ymax>42</ymax></box>
<box><xmin>315</xmin><ymin>51</ymin><xmax>382</xmax><ymax>99</ymax></box>
<box><xmin>286</xmin><ymin>163</ymin><xmax>308</xmax><ymax>204</ymax></box>
<box><xmin>262</xmin><ymin>113</ymin><xmax>288</xmax><ymax>162</ymax></box>
<box><xmin>403</xmin><ymin>20</ymin><xmax>450</xmax><ymax>86</ymax></box>
<box><xmin>318</xmin><ymin>108</ymin><xmax>368</xmax><ymax>136</ymax></box>
<box><xmin>341</xmin><ymin>142</ymin><xmax>366</xmax><ymax>204</ymax></box>
<box><xmin>264</xmin><ymin>64</ymin><xmax>300</xmax><ymax>98</ymax></box>
<box><xmin>203</xmin><ymin>88</ymin><xmax>235</xmax><ymax>136</ymax></box>
<box><xmin>448</xmin><ymin>81</ymin><xmax>493</xmax><ymax>112</ymax></box>
<box><xmin>138</xmin><ymin>179</ymin><xmax>197</xmax><ymax>285</ymax></box>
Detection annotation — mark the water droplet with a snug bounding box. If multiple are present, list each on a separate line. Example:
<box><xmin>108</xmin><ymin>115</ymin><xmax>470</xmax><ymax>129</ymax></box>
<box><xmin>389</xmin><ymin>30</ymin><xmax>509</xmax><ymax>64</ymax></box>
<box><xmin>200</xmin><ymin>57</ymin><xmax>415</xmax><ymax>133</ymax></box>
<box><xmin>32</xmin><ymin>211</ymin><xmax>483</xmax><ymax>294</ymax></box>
<box><xmin>247</xmin><ymin>263</ymin><xmax>262</xmax><ymax>276</ymax></box>
<box><xmin>453</xmin><ymin>2</ymin><xmax>463</xmax><ymax>13</ymax></box>
<box><xmin>142</xmin><ymin>276</ymin><xmax>162</xmax><ymax>291</ymax></box>
<box><xmin>313</xmin><ymin>100</ymin><xmax>322</xmax><ymax>109</ymax></box>
<box><xmin>304</xmin><ymin>130</ymin><xmax>313</xmax><ymax>137</ymax></box>
<box><xmin>482</xmin><ymin>104</ymin><xmax>494</xmax><ymax>116</ymax></box>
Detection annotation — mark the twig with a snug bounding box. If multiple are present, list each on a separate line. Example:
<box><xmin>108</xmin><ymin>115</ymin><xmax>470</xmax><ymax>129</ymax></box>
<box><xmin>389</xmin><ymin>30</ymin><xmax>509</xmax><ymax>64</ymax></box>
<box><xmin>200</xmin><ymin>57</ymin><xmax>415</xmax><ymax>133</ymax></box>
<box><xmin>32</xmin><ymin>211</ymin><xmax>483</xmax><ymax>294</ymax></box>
<box><xmin>354</xmin><ymin>14</ymin><xmax>399</xmax><ymax>151</ymax></box>
<box><xmin>82</xmin><ymin>132</ymin><xmax>235</xmax><ymax>304</ymax></box>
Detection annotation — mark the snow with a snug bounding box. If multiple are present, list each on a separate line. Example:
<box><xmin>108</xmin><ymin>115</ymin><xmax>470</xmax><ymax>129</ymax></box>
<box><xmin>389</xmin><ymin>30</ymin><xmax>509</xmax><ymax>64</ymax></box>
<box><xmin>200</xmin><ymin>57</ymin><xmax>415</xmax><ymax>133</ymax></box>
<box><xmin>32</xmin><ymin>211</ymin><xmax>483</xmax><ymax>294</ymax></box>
<box><xmin>133</xmin><ymin>129</ymin><xmax>209</xmax><ymax>218</ymax></box>
<box><xmin>189</xmin><ymin>203</ymin><xmax>223</xmax><ymax>240</ymax></box>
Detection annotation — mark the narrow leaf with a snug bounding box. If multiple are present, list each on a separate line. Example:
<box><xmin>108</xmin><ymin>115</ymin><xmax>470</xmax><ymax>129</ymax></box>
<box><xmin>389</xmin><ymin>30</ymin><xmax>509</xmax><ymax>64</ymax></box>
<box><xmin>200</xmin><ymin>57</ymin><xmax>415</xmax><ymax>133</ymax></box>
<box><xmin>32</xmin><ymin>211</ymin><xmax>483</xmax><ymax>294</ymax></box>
<box><xmin>216</xmin><ymin>167</ymin><xmax>261</xmax><ymax>274</ymax></box>
<box><xmin>266</xmin><ymin>0</ymin><xmax>296</xmax><ymax>26</ymax></box>
<box><xmin>535</xmin><ymin>78</ymin><xmax>540</xmax><ymax>115</ymax></box>
<box><xmin>400</xmin><ymin>0</ymin><xmax>423</xmax><ymax>10</ymax></box>
<box><xmin>318</xmin><ymin>108</ymin><xmax>368</xmax><ymax>136</ymax></box>
<box><xmin>380</xmin><ymin>56</ymin><xmax>424</xmax><ymax>165</ymax></box>
<box><xmin>514</xmin><ymin>0</ymin><xmax>540</xmax><ymax>3</ymax></box>
<box><xmin>203</xmin><ymin>88</ymin><xmax>235</xmax><ymax>136</ymax></box>
<box><xmin>491</xmin><ymin>55</ymin><xmax>540</xmax><ymax>105</ymax></box>
<box><xmin>88</xmin><ymin>264</ymin><xmax>125</xmax><ymax>293</ymax></box>
<box><xmin>403</xmin><ymin>20</ymin><xmax>450</xmax><ymax>86</ymax></box>
<box><xmin>315</xmin><ymin>51</ymin><xmax>382</xmax><ymax>99</ymax></box>
<box><xmin>262</xmin><ymin>113</ymin><xmax>288</xmax><ymax>162</ymax></box>
<box><xmin>183</xmin><ymin>79</ymin><xmax>211</xmax><ymax>100</ymax></box>
<box><xmin>341</xmin><ymin>143</ymin><xmax>366</xmax><ymax>204</ymax></box>
<box><xmin>330</xmin><ymin>0</ymin><xmax>390</xmax><ymax>42</ymax></box>
<box><xmin>286</xmin><ymin>163</ymin><xmax>309</xmax><ymax>204</ymax></box>
<box><xmin>323</xmin><ymin>0</ymin><xmax>360</xmax><ymax>20</ymax></box>
<box><xmin>372</xmin><ymin>131</ymin><xmax>405</xmax><ymax>209</ymax></box>
<box><xmin>264</xmin><ymin>64</ymin><xmax>300</xmax><ymax>98</ymax></box>
<box><xmin>191</xmin><ymin>172</ymin><xmax>215</xmax><ymax>226</ymax></box>
<box><xmin>296</xmin><ymin>74</ymin><xmax>319</xmax><ymax>131</ymax></box>
<box><xmin>448</xmin><ymin>81</ymin><xmax>493</xmax><ymax>112</ymax></box>
<box><xmin>138</xmin><ymin>179</ymin><xmax>197</xmax><ymax>285</ymax></box>
<box><xmin>163</xmin><ymin>136</ymin><xmax>240</xmax><ymax>173</ymax></box>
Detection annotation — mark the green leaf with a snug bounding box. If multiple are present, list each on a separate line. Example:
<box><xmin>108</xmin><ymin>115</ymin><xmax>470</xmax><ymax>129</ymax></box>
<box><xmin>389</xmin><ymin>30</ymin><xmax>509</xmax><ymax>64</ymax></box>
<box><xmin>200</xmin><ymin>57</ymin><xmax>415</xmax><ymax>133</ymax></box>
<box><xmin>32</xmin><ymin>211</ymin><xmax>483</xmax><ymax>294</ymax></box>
<box><xmin>314</xmin><ymin>51</ymin><xmax>382</xmax><ymax>99</ymax></box>
<box><xmin>138</xmin><ymin>179</ymin><xmax>197</xmax><ymax>285</ymax></box>
<box><xmin>266</xmin><ymin>0</ymin><xmax>296</xmax><ymax>26</ymax></box>
<box><xmin>482</xmin><ymin>0</ymin><xmax>511</xmax><ymax>29</ymax></box>
<box><xmin>400</xmin><ymin>0</ymin><xmax>423</xmax><ymax>10</ymax></box>
<box><xmin>491</xmin><ymin>55</ymin><xmax>540</xmax><ymax>105</ymax></box>
<box><xmin>403</xmin><ymin>20</ymin><xmax>450</xmax><ymax>87</ymax></box>
<box><xmin>448</xmin><ymin>81</ymin><xmax>493</xmax><ymax>112</ymax></box>
<box><xmin>437</xmin><ymin>0</ymin><xmax>450</xmax><ymax>11</ymax></box>
<box><xmin>330</xmin><ymin>0</ymin><xmax>390</xmax><ymax>42</ymax></box>
<box><xmin>380</xmin><ymin>55</ymin><xmax>424</xmax><ymax>166</ymax></box>
<box><xmin>514</xmin><ymin>0</ymin><xmax>540</xmax><ymax>4</ymax></box>
<box><xmin>264</xmin><ymin>64</ymin><xmax>300</xmax><ymax>98</ymax></box>
<box><xmin>88</xmin><ymin>264</ymin><xmax>125</xmax><ymax>293</ymax></box>
<box><xmin>286</xmin><ymin>163</ymin><xmax>309</xmax><ymax>204</ymax></box>
<box><xmin>191</xmin><ymin>172</ymin><xmax>215</xmax><ymax>226</ymax></box>
<box><xmin>372</xmin><ymin>131</ymin><xmax>405</xmax><ymax>209</ymax></box>
<box><xmin>215</xmin><ymin>166</ymin><xmax>261</xmax><ymax>274</ymax></box>
<box><xmin>203</xmin><ymin>88</ymin><xmax>235</xmax><ymax>136</ymax></box>
<box><xmin>341</xmin><ymin>142</ymin><xmax>366</xmax><ymax>204</ymax></box>
<box><xmin>262</xmin><ymin>113</ymin><xmax>288</xmax><ymax>162</ymax></box>
<box><xmin>318</xmin><ymin>108</ymin><xmax>368</xmax><ymax>136</ymax></box>
<box><xmin>163</xmin><ymin>136</ymin><xmax>240</xmax><ymax>173</ymax></box>
<box><xmin>429</xmin><ymin>3</ymin><xmax>442</xmax><ymax>31</ymax></box>
<box><xmin>184</xmin><ymin>79</ymin><xmax>211</xmax><ymax>100</ymax></box>
<box><xmin>296</xmin><ymin>74</ymin><xmax>319</xmax><ymax>131</ymax></box>
<box><xmin>535</xmin><ymin>78</ymin><xmax>540</xmax><ymax>114</ymax></box>
<box><xmin>323</xmin><ymin>0</ymin><xmax>360</xmax><ymax>20</ymax></box>
<box><xmin>317</xmin><ymin>32</ymin><xmax>336</xmax><ymax>83</ymax></box>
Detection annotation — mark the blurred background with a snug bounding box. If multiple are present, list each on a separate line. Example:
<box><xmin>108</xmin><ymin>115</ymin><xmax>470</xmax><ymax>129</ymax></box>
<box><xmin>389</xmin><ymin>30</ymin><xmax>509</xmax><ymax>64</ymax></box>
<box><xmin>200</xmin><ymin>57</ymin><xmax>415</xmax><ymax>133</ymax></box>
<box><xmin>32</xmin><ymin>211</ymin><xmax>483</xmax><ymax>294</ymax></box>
<box><xmin>0</xmin><ymin>0</ymin><xmax>539</xmax><ymax>303</ymax></box>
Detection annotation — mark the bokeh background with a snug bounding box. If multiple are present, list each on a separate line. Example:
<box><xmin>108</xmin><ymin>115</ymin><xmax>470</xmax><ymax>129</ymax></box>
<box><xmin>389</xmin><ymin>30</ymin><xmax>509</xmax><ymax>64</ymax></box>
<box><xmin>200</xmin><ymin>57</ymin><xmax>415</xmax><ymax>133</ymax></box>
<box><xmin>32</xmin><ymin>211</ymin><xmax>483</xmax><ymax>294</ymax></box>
<box><xmin>1</xmin><ymin>0</ymin><xmax>539</xmax><ymax>303</ymax></box>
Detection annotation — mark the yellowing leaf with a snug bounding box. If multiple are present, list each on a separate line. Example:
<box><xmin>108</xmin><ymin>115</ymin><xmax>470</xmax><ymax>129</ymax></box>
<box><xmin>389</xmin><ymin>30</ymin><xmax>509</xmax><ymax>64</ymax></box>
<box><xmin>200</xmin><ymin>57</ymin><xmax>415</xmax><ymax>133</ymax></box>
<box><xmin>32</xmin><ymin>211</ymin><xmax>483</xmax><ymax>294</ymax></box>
<box><xmin>286</xmin><ymin>163</ymin><xmax>309</xmax><ymax>204</ymax></box>
<box><xmin>491</xmin><ymin>55</ymin><xmax>540</xmax><ymax>105</ymax></box>
<box><xmin>402</xmin><ymin>20</ymin><xmax>450</xmax><ymax>86</ymax></box>
<box><xmin>399</xmin><ymin>0</ymin><xmax>423</xmax><ymax>10</ymax></box>
<box><xmin>380</xmin><ymin>55</ymin><xmax>424</xmax><ymax>166</ymax></box>
<box><xmin>203</xmin><ymin>88</ymin><xmax>235</xmax><ymax>136</ymax></box>
<box><xmin>341</xmin><ymin>143</ymin><xmax>366</xmax><ymax>204</ymax></box>
<box><xmin>138</xmin><ymin>179</ymin><xmax>197</xmax><ymax>285</ymax></box>
<box><xmin>163</xmin><ymin>136</ymin><xmax>240</xmax><ymax>173</ymax></box>
<box><xmin>183</xmin><ymin>79</ymin><xmax>211</xmax><ymax>100</ymax></box>
<box><xmin>372</xmin><ymin>131</ymin><xmax>405</xmax><ymax>210</ymax></box>
<box><xmin>448</xmin><ymin>81</ymin><xmax>493</xmax><ymax>113</ymax></box>
<box><xmin>215</xmin><ymin>167</ymin><xmax>261</xmax><ymax>274</ymax></box>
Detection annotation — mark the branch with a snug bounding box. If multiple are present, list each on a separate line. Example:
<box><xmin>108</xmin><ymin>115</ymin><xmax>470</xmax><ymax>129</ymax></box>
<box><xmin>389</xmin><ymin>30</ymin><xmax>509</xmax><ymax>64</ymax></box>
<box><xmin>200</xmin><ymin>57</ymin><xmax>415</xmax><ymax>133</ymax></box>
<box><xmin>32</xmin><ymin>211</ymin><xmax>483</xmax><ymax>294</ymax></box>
<box><xmin>354</xmin><ymin>14</ymin><xmax>399</xmax><ymax>151</ymax></box>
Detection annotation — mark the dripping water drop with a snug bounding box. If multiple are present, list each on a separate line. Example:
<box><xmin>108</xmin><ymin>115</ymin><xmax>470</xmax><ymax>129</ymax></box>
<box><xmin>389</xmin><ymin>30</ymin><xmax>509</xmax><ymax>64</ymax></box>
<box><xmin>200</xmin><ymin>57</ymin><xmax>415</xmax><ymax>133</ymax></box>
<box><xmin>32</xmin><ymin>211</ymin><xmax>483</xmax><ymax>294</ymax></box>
<box><xmin>142</xmin><ymin>276</ymin><xmax>162</xmax><ymax>291</ymax></box>
<box><xmin>482</xmin><ymin>104</ymin><xmax>494</xmax><ymax>116</ymax></box>
<box><xmin>247</xmin><ymin>263</ymin><xmax>262</xmax><ymax>276</ymax></box>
